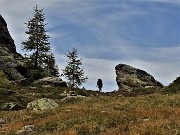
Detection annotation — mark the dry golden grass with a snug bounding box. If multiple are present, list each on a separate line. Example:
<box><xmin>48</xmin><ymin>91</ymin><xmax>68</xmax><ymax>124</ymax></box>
<box><xmin>0</xmin><ymin>93</ymin><xmax>180</xmax><ymax>135</ymax></box>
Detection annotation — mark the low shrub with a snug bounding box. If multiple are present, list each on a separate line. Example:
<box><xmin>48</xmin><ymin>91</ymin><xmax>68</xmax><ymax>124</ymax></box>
<box><xmin>61</xmin><ymin>97</ymin><xmax>83</xmax><ymax>104</ymax></box>
<box><xmin>40</xmin><ymin>122</ymin><xmax>58</xmax><ymax>133</ymax></box>
<box><xmin>0</xmin><ymin>70</ymin><xmax>10</xmax><ymax>88</ymax></box>
<box><xmin>132</xmin><ymin>87</ymin><xmax>157</xmax><ymax>95</ymax></box>
<box><xmin>27</xmin><ymin>69</ymin><xmax>44</xmax><ymax>82</ymax></box>
<box><xmin>161</xmin><ymin>76</ymin><xmax>180</xmax><ymax>94</ymax></box>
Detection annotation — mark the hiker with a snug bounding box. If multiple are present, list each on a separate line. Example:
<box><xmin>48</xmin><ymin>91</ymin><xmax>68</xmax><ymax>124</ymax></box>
<box><xmin>97</xmin><ymin>79</ymin><xmax>103</xmax><ymax>92</ymax></box>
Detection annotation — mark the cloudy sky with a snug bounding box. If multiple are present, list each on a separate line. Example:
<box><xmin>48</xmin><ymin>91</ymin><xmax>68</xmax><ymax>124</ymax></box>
<box><xmin>1</xmin><ymin>0</ymin><xmax>180</xmax><ymax>91</ymax></box>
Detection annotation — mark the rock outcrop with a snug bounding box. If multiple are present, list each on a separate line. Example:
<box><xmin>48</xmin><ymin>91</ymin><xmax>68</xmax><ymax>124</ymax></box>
<box><xmin>115</xmin><ymin>64</ymin><xmax>163</xmax><ymax>91</ymax></box>
<box><xmin>0</xmin><ymin>15</ymin><xmax>26</xmax><ymax>82</ymax></box>
<box><xmin>0</xmin><ymin>15</ymin><xmax>16</xmax><ymax>53</ymax></box>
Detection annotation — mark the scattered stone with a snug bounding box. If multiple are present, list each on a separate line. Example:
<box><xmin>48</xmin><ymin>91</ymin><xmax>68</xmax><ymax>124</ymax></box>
<box><xmin>16</xmin><ymin>125</ymin><xmax>35</xmax><ymax>135</ymax></box>
<box><xmin>144</xmin><ymin>86</ymin><xmax>155</xmax><ymax>89</ymax></box>
<box><xmin>0</xmin><ymin>119</ymin><xmax>5</xmax><ymax>124</ymax></box>
<box><xmin>0</xmin><ymin>102</ymin><xmax>24</xmax><ymax>111</ymax></box>
<box><xmin>115</xmin><ymin>64</ymin><xmax>163</xmax><ymax>91</ymax></box>
<box><xmin>29</xmin><ymin>87</ymin><xmax>37</xmax><ymax>90</ymax></box>
<box><xmin>27</xmin><ymin>98</ymin><xmax>59</xmax><ymax>111</ymax></box>
<box><xmin>0</xmin><ymin>119</ymin><xmax>7</xmax><ymax>133</ymax></box>
<box><xmin>100</xmin><ymin>111</ymin><xmax>110</xmax><ymax>114</ymax></box>
<box><xmin>66</xmin><ymin>110</ymin><xmax>72</xmax><ymax>112</ymax></box>
<box><xmin>61</xmin><ymin>95</ymin><xmax>87</xmax><ymax>101</ymax></box>
<box><xmin>60</xmin><ymin>90</ymin><xmax>82</xmax><ymax>98</ymax></box>
<box><xmin>143</xmin><ymin>118</ymin><xmax>150</xmax><ymax>122</ymax></box>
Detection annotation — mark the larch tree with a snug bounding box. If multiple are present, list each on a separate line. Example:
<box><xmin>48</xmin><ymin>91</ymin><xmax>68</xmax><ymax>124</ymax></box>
<box><xmin>62</xmin><ymin>48</ymin><xmax>88</xmax><ymax>88</ymax></box>
<box><xmin>44</xmin><ymin>53</ymin><xmax>59</xmax><ymax>77</ymax></box>
<box><xmin>22</xmin><ymin>5</ymin><xmax>59</xmax><ymax>77</ymax></box>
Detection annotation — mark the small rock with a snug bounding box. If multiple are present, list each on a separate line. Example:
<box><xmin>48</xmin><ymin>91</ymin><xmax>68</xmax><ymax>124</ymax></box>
<box><xmin>0</xmin><ymin>119</ymin><xmax>5</xmax><ymax>124</ymax></box>
<box><xmin>0</xmin><ymin>119</ymin><xmax>6</xmax><ymax>133</ymax></box>
<box><xmin>66</xmin><ymin>110</ymin><xmax>72</xmax><ymax>112</ymax></box>
<box><xmin>143</xmin><ymin>118</ymin><xmax>150</xmax><ymax>122</ymax></box>
<box><xmin>16</xmin><ymin>125</ymin><xmax>35</xmax><ymax>135</ymax></box>
<box><xmin>61</xmin><ymin>95</ymin><xmax>87</xmax><ymax>101</ymax></box>
<box><xmin>100</xmin><ymin>111</ymin><xmax>110</xmax><ymax>114</ymax></box>
<box><xmin>29</xmin><ymin>87</ymin><xmax>37</xmax><ymax>90</ymax></box>
<box><xmin>0</xmin><ymin>102</ymin><xmax>24</xmax><ymax>111</ymax></box>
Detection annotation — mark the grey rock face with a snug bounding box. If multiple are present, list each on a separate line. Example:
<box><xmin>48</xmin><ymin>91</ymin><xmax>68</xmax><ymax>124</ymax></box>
<box><xmin>115</xmin><ymin>64</ymin><xmax>163</xmax><ymax>91</ymax></box>
<box><xmin>0</xmin><ymin>15</ymin><xmax>26</xmax><ymax>82</ymax></box>
<box><xmin>0</xmin><ymin>15</ymin><xmax>16</xmax><ymax>53</ymax></box>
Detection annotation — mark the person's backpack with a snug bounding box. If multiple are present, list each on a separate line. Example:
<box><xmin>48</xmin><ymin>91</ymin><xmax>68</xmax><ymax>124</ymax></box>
<box><xmin>97</xmin><ymin>79</ymin><xmax>103</xmax><ymax>87</ymax></box>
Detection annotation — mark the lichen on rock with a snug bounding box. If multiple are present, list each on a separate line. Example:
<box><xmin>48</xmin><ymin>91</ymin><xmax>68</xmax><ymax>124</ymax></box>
<box><xmin>27</xmin><ymin>98</ymin><xmax>59</xmax><ymax>111</ymax></box>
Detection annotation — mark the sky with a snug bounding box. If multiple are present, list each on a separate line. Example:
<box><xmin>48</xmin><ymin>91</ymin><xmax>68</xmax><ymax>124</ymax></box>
<box><xmin>0</xmin><ymin>0</ymin><xmax>180</xmax><ymax>91</ymax></box>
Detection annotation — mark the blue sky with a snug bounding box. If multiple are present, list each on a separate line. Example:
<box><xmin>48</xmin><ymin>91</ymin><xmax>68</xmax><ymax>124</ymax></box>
<box><xmin>0</xmin><ymin>0</ymin><xmax>180</xmax><ymax>91</ymax></box>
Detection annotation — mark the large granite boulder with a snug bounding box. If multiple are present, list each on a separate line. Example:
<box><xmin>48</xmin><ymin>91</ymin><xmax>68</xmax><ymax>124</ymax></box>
<box><xmin>0</xmin><ymin>15</ymin><xmax>26</xmax><ymax>83</ymax></box>
<box><xmin>115</xmin><ymin>64</ymin><xmax>163</xmax><ymax>91</ymax></box>
<box><xmin>27</xmin><ymin>98</ymin><xmax>59</xmax><ymax>111</ymax></box>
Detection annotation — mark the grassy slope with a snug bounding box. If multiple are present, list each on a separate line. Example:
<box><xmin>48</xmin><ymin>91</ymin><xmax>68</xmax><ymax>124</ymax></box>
<box><xmin>0</xmin><ymin>71</ymin><xmax>180</xmax><ymax>135</ymax></box>
<box><xmin>0</xmin><ymin>92</ymin><xmax>180</xmax><ymax>135</ymax></box>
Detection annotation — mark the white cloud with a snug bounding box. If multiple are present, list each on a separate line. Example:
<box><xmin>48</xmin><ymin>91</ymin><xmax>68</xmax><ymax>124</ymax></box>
<box><xmin>0</xmin><ymin>0</ymin><xmax>179</xmax><ymax>91</ymax></box>
<box><xmin>127</xmin><ymin>59</ymin><xmax>180</xmax><ymax>86</ymax></box>
<box><xmin>83</xmin><ymin>57</ymin><xmax>119</xmax><ymax>91</ymax></box>
<box><xmin>137</xmin><ymin>0</ymin><xmax>180</xmax><ymax>5</ymax></box>
<box><xmin>54</xmin><ymin>54</ymin><xmax>119</xmax><ymax>91</ymax></box>
<box><xmin>57</xmin><ymin>53</ymin><xmax>180</xmax><ymax>91</ymax></box>
<box><xmin>0</xmin><ymin>0</ymin><xmax>60</xmax><ymax>53</ymax></box>
<box><xmin>152</xmin><ymin>46</ymin><xmax>180</xmax><ymax>61</ymax></box>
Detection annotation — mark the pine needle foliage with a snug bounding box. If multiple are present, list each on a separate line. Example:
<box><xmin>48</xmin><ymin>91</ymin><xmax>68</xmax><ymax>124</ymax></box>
<box><xmin>22</xmin><ymin>5</ymin><xmax>59</xmax><ymax>77</ymax></box>
<box><xmin>62</xmin><ymin>48</ymin><xmax>88</xmax><ymax>88</ymax></box>
<box><xmin>44</xmin><ymin>53</ymin><xmax>59</xmax><ymax>77</ymax></box>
